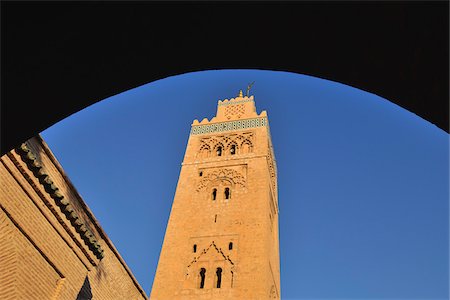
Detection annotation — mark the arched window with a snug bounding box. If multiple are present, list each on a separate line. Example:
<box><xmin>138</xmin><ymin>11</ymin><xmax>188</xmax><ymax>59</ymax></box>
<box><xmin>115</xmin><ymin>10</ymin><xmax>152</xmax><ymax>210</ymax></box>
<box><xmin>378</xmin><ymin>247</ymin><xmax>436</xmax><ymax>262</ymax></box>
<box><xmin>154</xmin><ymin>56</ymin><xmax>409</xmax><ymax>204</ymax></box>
<box><xmin>199</xmin><ymin>268</ymin><xmax>206</xmax><ymax>289</ymax></box>
<box><xmin>201</xmin><ymin>147</ymin><xmax>210</xmax><ymax>158</ymax></box>
<box><xmin>193</xmin><ymin>244</ymin><xmax>197</xmax><ymax>253</ymax></box>
<box><xmin>229</xmin><ymin>242</ymin><xmax>233</xmax><ymax>250</ymax></box>
<box><xmin>212</xmin><ymin>188</ymin><xmax>217</xmax><ymax>200</ymax></box>
<box><xmin>199</xmin><ymin>171</ymin><xmax>203</xmax><ymax>177</ymax></box>
<box><xmin>216</xmin><ymin>146</ymin><xmax>222</xmax><ymax>156</ymax></box>
<box><xmin>241</xmin><ymin>142</ymin><xmax>251</xmax><ymax>154</ymax></box>
<box><xmin>216</xmin><ymin>268</ymin><xmax>222</xmax><ymax>288</ymax></box>
<box><xmin>230</xmin><ymin>144</ymin><xmax>236</xmax><ymax>155</ymax></box>
<box><xmin>224</xmin><ymin>187</ymin><xmax>230</xmax><ymax>200</ymax></box>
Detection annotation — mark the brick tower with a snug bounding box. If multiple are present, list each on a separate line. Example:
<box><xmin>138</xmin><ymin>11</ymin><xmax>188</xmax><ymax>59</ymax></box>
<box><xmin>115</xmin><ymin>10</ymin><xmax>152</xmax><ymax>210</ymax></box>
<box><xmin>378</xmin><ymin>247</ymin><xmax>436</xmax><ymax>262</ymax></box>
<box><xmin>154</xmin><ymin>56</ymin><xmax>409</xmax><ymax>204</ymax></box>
<box><xmin>150</xmin><ymin>91</ymin><xmax>280</xmax><ymax>299</ymax></box>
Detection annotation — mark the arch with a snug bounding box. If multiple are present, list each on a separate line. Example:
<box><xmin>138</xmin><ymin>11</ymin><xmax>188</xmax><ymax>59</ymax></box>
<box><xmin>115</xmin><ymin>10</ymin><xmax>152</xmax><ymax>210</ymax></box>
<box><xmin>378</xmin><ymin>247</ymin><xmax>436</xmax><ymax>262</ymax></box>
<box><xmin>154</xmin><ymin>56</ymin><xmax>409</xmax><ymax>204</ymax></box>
<box><xmin>212</xmin><ymin>188</ymin><xmax>217</xmax><ymax>200</ymax></box>
<box><xmin>3</xmin><ymin>3</ymin><xmax>448</xmax><ymax>156</ymax></box>
<box><xmin>199</xmin><ymin>145</ymin><xmax>211</xmax><ymax>159</ymax></box>
<box><xmin>219</xmin><ymin>178</ymin><xmax>233</xmax><ymax>188</ymax></box>
<box><xmin>241</xmin><ymin>140</ymin><xmax>253</xmax><ymax>154</ymax></box>
<box><xmin>228</xmin><ymin>143</ymin><xmax>237</xmax><ymax>155</ymax></box>
<box><xmin>214</xmin><ymin>143</ymin><xmax>225</xmax><ymax>157</ymax></box>
<box><xmin>196</xmin><ymin>168</ymin><xmax>246</xmax><ymax>192</ymax></box>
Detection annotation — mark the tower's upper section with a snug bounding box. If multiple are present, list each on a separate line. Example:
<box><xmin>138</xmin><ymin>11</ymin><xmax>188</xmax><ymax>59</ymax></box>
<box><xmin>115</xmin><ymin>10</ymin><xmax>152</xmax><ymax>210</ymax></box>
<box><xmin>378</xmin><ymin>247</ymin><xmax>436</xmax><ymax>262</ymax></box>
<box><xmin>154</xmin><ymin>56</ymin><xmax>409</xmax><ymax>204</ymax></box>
<box><xmin>215</xmin><ymin>91</ymin><xmax>258</xmax><ymax>122</ymax></box>
<box><xmin>186</xmin><ymin>92</ymin><xmax>277</xmax><ymax>194</ymax></box>
<box><xmin>190</xmin><ymin>92</ymin><xmax>268</xmax><ymax>136</ymax></box>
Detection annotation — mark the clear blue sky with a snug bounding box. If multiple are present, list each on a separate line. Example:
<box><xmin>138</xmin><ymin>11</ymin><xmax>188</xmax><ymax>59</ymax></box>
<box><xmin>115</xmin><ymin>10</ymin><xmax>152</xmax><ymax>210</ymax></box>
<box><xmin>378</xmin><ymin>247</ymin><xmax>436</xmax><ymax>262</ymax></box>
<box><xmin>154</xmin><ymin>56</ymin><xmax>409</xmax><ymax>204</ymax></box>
<box><xmin>41</xmin><ymin>70</ymin><xmax>448</xmax><ymax>299</ymax></box>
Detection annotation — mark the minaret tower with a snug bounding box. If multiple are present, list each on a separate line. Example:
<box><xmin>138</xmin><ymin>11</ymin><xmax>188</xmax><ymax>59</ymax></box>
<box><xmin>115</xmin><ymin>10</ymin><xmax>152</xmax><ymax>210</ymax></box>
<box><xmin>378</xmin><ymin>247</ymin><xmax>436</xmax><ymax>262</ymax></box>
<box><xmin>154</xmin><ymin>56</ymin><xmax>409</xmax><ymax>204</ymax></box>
<box><xmin>150</xmin><ymin>92</ymin><xmax>280</xmax><ymax>299</ymax></box>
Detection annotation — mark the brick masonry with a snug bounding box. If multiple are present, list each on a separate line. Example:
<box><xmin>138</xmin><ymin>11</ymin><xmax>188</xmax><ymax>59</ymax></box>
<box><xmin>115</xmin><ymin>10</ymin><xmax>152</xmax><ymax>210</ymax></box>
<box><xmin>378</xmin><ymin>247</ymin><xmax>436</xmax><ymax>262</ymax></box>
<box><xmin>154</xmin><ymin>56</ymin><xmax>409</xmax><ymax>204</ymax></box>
<box><xmin>150</xmin><ymin>93</ymin><xmax>281</xmax><ymax>299</ymax></box>
<box><xmin>0</xmin><ymin>136</ymin><xmax>147</xmax><ymax>300</ymax></box>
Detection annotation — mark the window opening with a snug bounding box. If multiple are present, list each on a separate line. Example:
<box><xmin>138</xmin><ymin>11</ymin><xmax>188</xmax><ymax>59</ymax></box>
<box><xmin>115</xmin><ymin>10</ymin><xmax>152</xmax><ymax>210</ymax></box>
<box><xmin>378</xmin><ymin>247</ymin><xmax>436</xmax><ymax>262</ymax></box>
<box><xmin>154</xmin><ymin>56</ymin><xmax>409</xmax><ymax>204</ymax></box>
<box><xmin>229</xmin><ymin>242</ymin><xmax>233</xmax><ymax>250</ymax></box>
<box><xmin>214</xmin><ymin>214</ymin><xmax>217</xmax><ymax>223</ymax></box>
<box><xmin>217</xmin><ymin>146</ymin><xmax>222</xmax><ymax>156</ymax></box>
<box><xmin>216</xmin><ymin>268</ymin><xmax>222</xmax><ymax>288</ymax></box>
<box><xmin>199</xmin><ymin>171</ymin><xmax>203</xmax><ymax>177</ymax></box>
<box><xmin>230</xmin><ymin>145</ymin><xmax>236</xmax><ymax>155</ymax></box>
<box><xmin>199</xmin><ymin>268</ymin><xmax>206</xmax><ymax>289</ymax></box>
<box><xmin>212</xmin><ymin>189</ymin><xmax>217</xmax><ymax>200</ymax></box>
<box><xmin>224</xmin><ymin>187</ymin><xmax>230</xmax><ymax>200</ymax></box>
<box><xmin>193</xmin><ymin>244</ymin><xmax>197</xmax><ymax>253</ymax></box>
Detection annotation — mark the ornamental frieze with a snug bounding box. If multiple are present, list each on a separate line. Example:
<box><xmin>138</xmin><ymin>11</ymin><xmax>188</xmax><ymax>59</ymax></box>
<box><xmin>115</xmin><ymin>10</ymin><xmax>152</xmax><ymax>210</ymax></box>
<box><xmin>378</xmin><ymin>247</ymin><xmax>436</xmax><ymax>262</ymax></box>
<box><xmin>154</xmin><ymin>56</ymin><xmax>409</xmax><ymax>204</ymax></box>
<box><xmin>190</xmin><ymin>117</ymin><xmax>267</xmax><ymax>135</ymax></box>
<box><xmin>196</xmin><ymin>168</ymin><xmax>246</xmax><ymax>192</ymax></box>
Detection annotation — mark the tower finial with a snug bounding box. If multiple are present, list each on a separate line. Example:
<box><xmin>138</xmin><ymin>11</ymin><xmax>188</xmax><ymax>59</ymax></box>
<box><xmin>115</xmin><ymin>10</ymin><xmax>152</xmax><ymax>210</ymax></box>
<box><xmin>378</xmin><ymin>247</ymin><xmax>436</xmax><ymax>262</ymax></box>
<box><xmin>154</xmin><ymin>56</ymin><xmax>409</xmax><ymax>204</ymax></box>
<box><xmin>246</xmin><ymin>81</ymin><xmax>255</xmax><ymax>97</ymax></box>
<box><xmin>238</xmin><ymin>90</ymin><xmax>243</xmax><ymax>97</ymax></box>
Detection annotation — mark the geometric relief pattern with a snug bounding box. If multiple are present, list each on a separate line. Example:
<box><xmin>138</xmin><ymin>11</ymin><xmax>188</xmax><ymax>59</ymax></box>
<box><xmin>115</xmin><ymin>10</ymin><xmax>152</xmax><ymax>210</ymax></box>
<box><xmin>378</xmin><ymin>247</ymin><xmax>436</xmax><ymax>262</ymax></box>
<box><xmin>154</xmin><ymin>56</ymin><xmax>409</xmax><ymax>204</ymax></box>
<box><xmin>196</xmin><ymin>168</ymin><xmax>246</xmax><ymax>192</ymax></box>
<box><xmin>269</xmin><ymin>284</ymin><xmax>279</xmax><ymax>299</ymax></box>
<box><xmin>197</xmin><ymin>133</ymin><xmax>254</xmax><ymax>159</ymax></box>
<box><xmin>267</xmin><ymin>145</ymin><xmax>277</xmax><ymax>194</ymax></box>
<box><xmin>186</xmin><ymin>241</ymin><xmax>234</xmax><ymax>269</ymax></box>
<box><xmin>184</xmin><ymin>241</ymin><xmax>235</xmax><ymax>290</ymax></box>
<box><xmin>190</xmin><ymin>117</ymin><xmax>267</xmax><ymax>135</ymax></box>
<box><xmin>225</xmin><ymin>104</ymin><xmax>245</xmax><ymax>119</ymax></box>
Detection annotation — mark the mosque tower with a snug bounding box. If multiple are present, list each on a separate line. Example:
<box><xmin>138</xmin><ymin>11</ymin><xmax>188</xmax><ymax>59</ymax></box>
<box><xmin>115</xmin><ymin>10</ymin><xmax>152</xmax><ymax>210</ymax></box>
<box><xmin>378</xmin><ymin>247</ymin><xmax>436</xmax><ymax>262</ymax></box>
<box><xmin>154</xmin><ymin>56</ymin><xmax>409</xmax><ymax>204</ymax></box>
<box><xmin>150</xmin><ymin>91</ymin><xmax>280</xmax><ymax>299</ymax></box>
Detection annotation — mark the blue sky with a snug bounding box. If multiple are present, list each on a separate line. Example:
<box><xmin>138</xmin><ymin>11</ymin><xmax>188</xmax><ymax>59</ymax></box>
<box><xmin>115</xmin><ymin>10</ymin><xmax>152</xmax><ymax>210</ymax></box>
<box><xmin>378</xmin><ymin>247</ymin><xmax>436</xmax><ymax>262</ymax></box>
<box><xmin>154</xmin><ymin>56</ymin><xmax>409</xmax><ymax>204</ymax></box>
<box><xmin>41</xmin><ymin>70</ymin><xmax>449</xmax><ymax>299</ymax></box>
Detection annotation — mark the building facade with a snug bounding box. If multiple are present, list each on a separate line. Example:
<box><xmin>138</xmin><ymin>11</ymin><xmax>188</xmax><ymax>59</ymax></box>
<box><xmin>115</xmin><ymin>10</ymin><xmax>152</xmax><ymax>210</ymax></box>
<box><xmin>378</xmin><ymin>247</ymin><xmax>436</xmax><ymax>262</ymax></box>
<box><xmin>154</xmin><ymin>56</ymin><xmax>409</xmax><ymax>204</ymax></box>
<box><xmin>0</xmin><ymin>136</ymin><xmax>147</xmax><ymax>299</ymax></box>
<box><xmin>150</xmin><ymin>92</ymin><xmax>280</xmax><ymax>299</ymax></box>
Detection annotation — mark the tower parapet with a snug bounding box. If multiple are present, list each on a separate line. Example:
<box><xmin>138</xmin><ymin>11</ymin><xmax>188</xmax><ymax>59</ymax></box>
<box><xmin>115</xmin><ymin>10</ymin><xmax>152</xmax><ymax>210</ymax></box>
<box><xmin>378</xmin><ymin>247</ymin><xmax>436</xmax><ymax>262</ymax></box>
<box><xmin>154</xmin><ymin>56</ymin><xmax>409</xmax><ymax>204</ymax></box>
<box><xmin>191</xmin><ymin>94</ymin><xmax>268</xmax><ymax>136</ymax></box>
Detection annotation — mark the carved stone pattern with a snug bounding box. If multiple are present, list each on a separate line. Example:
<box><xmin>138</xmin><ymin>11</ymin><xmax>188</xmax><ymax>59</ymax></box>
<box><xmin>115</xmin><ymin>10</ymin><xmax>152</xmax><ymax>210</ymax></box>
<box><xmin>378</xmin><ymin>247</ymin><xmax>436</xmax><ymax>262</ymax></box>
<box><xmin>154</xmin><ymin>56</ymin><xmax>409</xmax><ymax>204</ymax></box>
<box><xmin>186</xmin><ymin>241</ymin><xmax>234</xmax><ymax>269</ymax></box>
<box><xmin>267</xmin><ymin>148</ymin><xmax>277</xmax><ymax>194</ymax></box>
<box><xmin>199</xmin><ymin>133</ymin><xmax>253</xmax><ymax>153</ymax></box>
<box><xmin>270</xmin><ymin>285</ymin><xmax>279</xmax><ymax>299</ymax></box>
<box><xmin>225</xmin><ymin>104</ymin><xmax>245</xmax><ymax>119</ymax></box>
<box><xmin>190</xmin><ymin>117</ymin><xmax>267</xmax><ymax>135</ymax></box>
<box><xmin>196</xmin><ymin>168</ymin><xmax>246</xmax><ymax>192</ymax></box>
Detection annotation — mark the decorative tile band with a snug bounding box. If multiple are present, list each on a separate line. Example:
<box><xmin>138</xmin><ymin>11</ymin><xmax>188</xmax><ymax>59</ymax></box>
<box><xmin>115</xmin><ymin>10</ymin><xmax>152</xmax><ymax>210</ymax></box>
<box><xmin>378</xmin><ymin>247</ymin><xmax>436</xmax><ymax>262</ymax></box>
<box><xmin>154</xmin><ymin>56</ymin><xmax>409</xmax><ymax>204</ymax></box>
<box><xmin>14</xmin><ymin>143</ymin><xmax>105</xmax><ymax>260</ymax></box>
<box><xmin>218</xmin><ymin>98</ymin><xmax>254</xmax><ymax>106</ymax></box>
<box><xmin>191</xmin><ymin>117</ymin><xmax>267</xmax><ymax>135</ymax></box>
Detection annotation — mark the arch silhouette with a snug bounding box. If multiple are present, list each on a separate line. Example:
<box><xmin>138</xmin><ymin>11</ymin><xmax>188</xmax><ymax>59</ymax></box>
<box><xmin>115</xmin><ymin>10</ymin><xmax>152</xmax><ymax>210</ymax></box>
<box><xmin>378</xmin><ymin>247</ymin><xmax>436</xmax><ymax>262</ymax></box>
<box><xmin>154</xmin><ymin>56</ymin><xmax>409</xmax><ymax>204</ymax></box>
<box><xmin>2</xmin><ymin>2</ymin><xmax>448</xmax><ymax>155</ymax></box>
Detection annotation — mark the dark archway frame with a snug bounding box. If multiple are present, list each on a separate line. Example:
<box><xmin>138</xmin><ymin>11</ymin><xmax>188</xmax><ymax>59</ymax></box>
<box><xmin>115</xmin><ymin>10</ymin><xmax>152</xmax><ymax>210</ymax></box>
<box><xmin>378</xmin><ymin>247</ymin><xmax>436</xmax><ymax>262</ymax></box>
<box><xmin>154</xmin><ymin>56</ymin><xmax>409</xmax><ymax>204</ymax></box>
<box><xmin>2</xmin><ymin>2</ymin><xmax>448</xmax><ymax>155</ymax></box>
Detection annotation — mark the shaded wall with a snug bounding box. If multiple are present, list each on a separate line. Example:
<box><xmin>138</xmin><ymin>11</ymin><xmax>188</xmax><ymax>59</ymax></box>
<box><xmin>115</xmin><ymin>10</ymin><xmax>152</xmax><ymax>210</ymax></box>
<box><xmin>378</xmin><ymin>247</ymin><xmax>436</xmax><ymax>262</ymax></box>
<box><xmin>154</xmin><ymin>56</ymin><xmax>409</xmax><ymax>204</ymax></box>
<box><xmin>0</xmin><ymin>136</ymin><xmax>147</xmax><ymax>299</ymax></box>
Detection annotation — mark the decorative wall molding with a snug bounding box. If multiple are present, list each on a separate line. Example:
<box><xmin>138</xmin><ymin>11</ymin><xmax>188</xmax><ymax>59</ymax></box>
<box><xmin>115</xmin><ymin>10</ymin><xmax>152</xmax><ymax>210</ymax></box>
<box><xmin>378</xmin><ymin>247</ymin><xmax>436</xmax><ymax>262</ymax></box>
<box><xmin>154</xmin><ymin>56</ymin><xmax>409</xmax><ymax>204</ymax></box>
<box><xmin>186</xmin><ymin>241</ymin><xmax>234</xmax><ymax>269</ymax></box>
<box><xmin>197</xmin><ymin>133</ymin><xmax>254</xmax><ymax>159</ymax></box>
<box><xmin>14</xmin><ymin>143</ymin><xmax>104</xmax><ymax>260</ymax></box>
<box><xmin>190</xmin><ymin>117</ymin><xmax>267</xmax><ymax>135</ymax></box>
<box><xmin>196</xmin><ymin>168</ymin><xmax>246</xmax><ymax>192</ymax></box>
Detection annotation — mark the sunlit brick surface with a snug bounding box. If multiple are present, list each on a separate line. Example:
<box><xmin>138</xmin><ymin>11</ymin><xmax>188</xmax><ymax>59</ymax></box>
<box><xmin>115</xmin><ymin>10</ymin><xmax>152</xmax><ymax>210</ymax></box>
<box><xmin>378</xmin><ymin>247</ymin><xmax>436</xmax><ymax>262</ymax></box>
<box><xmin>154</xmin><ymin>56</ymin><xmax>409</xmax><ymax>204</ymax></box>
<box><xmin>150</xmin><ymin>94</ymin><xmax>280</xmax><ymax>299</ymax></box>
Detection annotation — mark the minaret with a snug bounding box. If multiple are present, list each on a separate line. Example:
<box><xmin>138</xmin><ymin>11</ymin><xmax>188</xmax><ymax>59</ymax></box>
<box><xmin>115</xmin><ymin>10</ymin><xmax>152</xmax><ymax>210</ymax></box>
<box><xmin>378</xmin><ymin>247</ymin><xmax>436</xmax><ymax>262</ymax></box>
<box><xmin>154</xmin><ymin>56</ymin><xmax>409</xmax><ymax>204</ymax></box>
<box><xmin>150</xmin><ymin>92</ymin><xmax>280</xmax><ymax>299</ymax></box>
